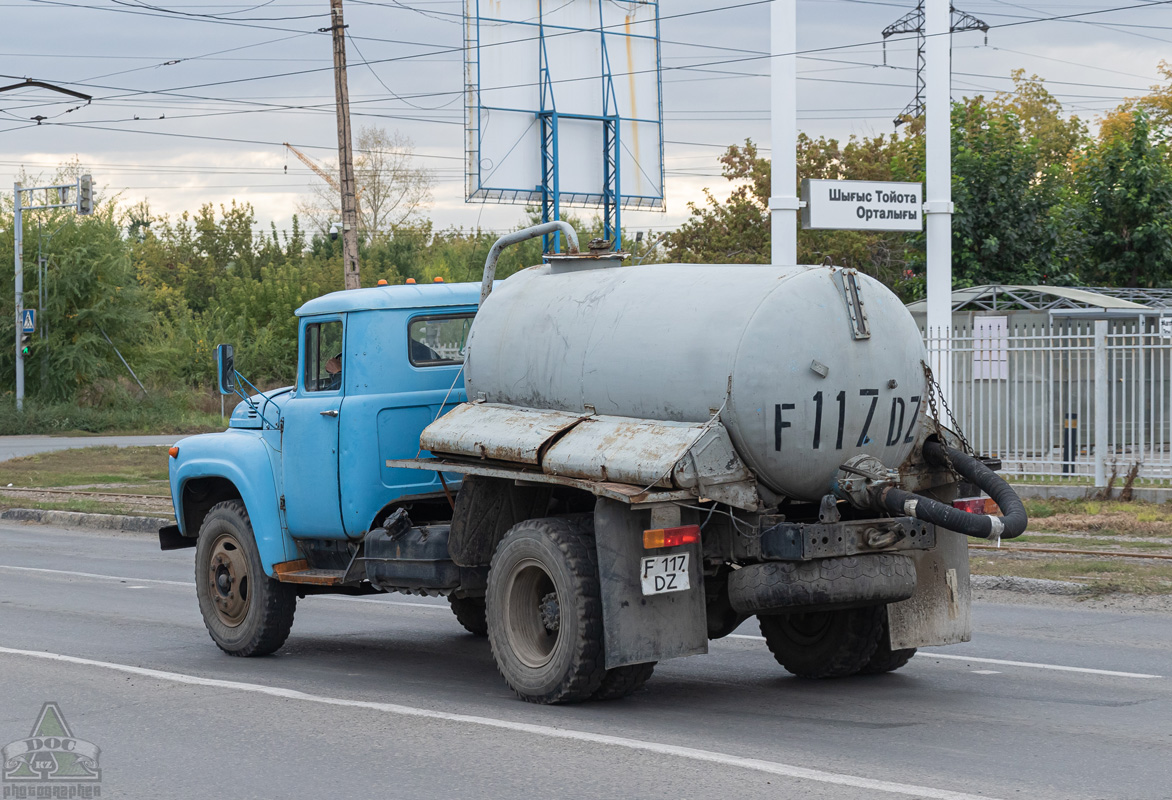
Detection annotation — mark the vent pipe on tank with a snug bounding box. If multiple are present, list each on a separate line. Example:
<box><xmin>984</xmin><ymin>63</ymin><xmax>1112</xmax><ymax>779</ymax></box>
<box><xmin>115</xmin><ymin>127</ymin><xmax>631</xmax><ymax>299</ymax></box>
<box><xmin>481</xmin><ymin>221</ymin><xmax>579</xmax><ymax>305</ymax></box>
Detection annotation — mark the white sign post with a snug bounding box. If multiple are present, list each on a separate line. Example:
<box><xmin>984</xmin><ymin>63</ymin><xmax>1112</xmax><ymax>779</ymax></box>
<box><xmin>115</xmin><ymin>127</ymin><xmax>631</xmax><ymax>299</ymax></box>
<box><xmin>801</xmin><ymin>179</ymin><xmax>923</xmax><ymax>232</ymax></box>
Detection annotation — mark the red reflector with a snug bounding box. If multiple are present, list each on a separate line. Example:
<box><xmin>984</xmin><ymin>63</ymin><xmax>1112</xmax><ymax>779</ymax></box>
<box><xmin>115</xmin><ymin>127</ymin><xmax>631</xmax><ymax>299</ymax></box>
<box><xmin>643</xmin><ymin>525</ymin><xmax>701</xmax><ymax>549</ymax></box>
<box><xmin>953</xmin><ymin>497</ymin><xmax>985</xmax><ymax>514</ymax></box>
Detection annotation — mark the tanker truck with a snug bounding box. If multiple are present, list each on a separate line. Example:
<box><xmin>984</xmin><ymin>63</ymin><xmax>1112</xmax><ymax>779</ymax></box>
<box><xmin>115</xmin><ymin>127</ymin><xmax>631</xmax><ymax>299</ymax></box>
<box><xmin>161</xmin><ymin>221</ymin><xmax>1027</xmax><ymax>705</ymax></box>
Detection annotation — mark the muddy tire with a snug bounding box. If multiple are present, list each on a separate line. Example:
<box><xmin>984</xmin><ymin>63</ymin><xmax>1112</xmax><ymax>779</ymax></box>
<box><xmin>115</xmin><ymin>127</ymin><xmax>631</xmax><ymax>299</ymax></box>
<box><xmin>591</xmin><ymin>662</ymin><xmax>656</xmax><ymax>701</ymax></box>
<box><xmin>758</xmin><ymin>605</ymin><xmax>885</xmax><ymax>678</ymax></box>
<box><xmin>195</xmin><ymin>500</ymin><xmax>296</xmax><ymax>657</ymax></box>
<box><xmin>729</xmin><ymin>554</ymin><xmax>917</xmax><ymax>615</ymax></box>
<box><xmin>449</xmin><ymin>596</ymin><xmax>488</xmax><ymax>637</ymax></box>
<box><xmin>487</xmin><ymin>517</ymin><xmax>607</xmax><ymax>704</ymax></box>
<box><xmin>860</xmin><ymin>608</ymin><xmax>917</xmax><ymax>674</ymax></box>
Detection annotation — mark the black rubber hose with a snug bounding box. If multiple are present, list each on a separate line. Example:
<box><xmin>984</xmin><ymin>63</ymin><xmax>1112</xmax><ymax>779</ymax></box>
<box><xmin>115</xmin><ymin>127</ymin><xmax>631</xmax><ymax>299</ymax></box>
<box><xmin>880</xmin><ymin>442</ymin><xmax>1028</xmax><ymax>540</ymax></box>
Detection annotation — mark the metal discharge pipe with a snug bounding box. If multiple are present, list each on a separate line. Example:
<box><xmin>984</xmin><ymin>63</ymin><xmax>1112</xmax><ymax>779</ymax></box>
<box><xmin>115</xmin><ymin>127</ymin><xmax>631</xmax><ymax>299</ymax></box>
<box><xmin>481</xmin><ymin>221</ymin><xmax>579</xmax><ymax>305</ymax></box>
<box><xmin>881</xmin><ymin>441</ymin><xmax>1029</xmax><ymax>541</ymax></box>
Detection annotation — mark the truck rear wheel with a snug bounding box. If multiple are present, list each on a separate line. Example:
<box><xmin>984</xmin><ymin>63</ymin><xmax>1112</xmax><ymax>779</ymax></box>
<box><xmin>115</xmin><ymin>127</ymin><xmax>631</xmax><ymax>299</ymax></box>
<box><xmin>486</xmin><ymin>517</ymin><xmax>606</xmax><ymax>704</ymax></box>
<box><xmin>195</xmin><ymin>500</ymin><xmax>296</xmax><ymax>657</ymax></box>
<box><xmin>758</xmin><ymin>605</ymin><xmax>884</xmax><ymax>678</ymax></box>
<box><xmin>860</xmin><ymin>608</ymin><xmax>917</xmax><ymax>674</ymax></box>
<box><xmin>591</xmin><ymin>662</ymin><xmax>656</xmax><ymax>701</ymax></box>
<box><xmin>448</xmin><ymin>596</ymin><xmax>488</xmax><ymax>637</ymax></box>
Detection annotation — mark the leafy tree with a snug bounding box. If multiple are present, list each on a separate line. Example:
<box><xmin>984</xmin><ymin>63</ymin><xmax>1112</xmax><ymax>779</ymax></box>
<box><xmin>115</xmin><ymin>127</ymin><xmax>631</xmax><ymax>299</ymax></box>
<box><xmin>991</xmin><ymin>71</ymin><xmax>1085</xmax><ymax>168</ymax></box>
<box><xmin>950</xmin><ymin>96</ymin><xmax>1062</xmax><ymax>286</ymax></box>
<box><xmin>0</xmin><ymin>207</ymin><xmax>150</xmax><ymax>402</ymax></box>
<box><xmin>1069</xmin><ymin>110</ymin><xmax>1172</xmax><ymax>287</ymax></box>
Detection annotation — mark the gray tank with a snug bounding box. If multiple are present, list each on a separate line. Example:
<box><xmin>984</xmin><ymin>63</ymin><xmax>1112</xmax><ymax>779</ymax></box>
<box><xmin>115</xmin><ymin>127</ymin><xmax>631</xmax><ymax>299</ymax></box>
<box><xmin>464</xmin><ymin>262</ymin><xmax>927</xmax><ymax>502</ymax></box>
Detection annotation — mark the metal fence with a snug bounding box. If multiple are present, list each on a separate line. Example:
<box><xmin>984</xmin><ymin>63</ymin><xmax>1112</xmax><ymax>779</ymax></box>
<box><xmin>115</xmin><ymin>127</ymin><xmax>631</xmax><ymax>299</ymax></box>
<box><xmin>925</xmin><ymin>319</ymin><xmax>1172</xmax><ymax>486</ymax></box>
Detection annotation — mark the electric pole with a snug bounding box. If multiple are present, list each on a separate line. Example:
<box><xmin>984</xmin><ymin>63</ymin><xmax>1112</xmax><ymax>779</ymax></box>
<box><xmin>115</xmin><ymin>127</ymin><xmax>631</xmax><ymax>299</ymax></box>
<box><xmin>769</xmin><ymin>0</ymin><xmax>798</xmax><ymax>266</ymax></box>
<box><xmin>881</xmin><ymin>2</ymin><xmax>987</xmax><ymax>128</ymax></box>
<box><xmin>329</xmin><ymin>0</ymin><xmax>361</xmax><ymax>290</ymax></box>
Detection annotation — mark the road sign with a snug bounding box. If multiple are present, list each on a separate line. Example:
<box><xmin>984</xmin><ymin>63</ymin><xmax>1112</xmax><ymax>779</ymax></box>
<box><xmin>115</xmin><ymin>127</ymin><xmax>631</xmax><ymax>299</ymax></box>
<box><xmin>21</xmin><ymin>309</ymin><xmax>35</xmax><ymax>334</ymax></box>
<box><xmin>1161</xmin><ymin>316</ymin><xmax>1172</xmax><ymax>338</ymax></box>
<box><xmin>801</xmin><ymin>179</ymin><xmax>924</xmax><ymax>232</ymax></box>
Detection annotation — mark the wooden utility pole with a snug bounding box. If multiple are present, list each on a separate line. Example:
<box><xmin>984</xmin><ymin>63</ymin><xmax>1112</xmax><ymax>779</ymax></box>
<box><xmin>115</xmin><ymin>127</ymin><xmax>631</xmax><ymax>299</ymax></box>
<box><xmin>329</xmin><ymin>0</ymin><xmax>361</xmax><ymax>290</ymax></box>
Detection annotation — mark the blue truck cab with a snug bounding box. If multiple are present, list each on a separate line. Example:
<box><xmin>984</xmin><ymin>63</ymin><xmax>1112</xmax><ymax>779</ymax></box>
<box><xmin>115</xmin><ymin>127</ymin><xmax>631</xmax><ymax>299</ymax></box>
<box><xmin>161</xmin><ymin>281</ymin><xmax>477</xmax><ymax>652</ymax></box>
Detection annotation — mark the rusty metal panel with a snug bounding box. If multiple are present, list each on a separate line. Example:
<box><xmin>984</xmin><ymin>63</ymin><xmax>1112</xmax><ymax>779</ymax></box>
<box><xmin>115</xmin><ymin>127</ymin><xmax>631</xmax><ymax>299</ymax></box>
<box><xmin>384</xmin><ymin>458</ymin><xmax>698</xmax><ymax>506</ymax></box>
<box><xmin>594</xmin><ymin>497</ymin><xmax>708</xmax><ymax>669</ymax></box>
<box><xmin>419</xmin><ymin>402</ymin><xmax>586</xmax><ymax>465</ymax></box>
<box><xmin>543</xmin><ymin>416</ymin><xmax>709</xmax><ymax>487</ymax></box>
<box><xmin>540</xmin><ymin>416</ymin><xmax>758</xmax><ymax>509</ymax></box>
<box><xmin>886</xmin><ymin>531</ymin><xmax>972</xmax><ymax>650</ymax></box>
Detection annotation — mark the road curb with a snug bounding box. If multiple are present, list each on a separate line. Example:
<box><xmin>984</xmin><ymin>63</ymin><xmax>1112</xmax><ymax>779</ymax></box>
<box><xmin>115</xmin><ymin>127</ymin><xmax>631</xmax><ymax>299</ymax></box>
<box><xmin>971</xmin><ymin>574</ymin><xmax>1089</xmax><ymax>596</ymax></box>
<box><xmin>0</xmin><ymin>508</ymin><xmax>172</xmax><ymax>534</ymax></box>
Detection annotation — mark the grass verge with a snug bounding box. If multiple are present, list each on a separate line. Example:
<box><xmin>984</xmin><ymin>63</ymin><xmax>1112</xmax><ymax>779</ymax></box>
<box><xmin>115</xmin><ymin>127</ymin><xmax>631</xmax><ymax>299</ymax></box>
<box><xmin>0</xmin><ymin>393</ymin><xmax>223</xmax><ymax>435</ymax></box>
<box><xmin>0</xmin><ymin>446</ymin><xmax>171</xmax><ymax>488</ymax></box>
<box><xmin>0</xmin><ymin>498</ymin><xmax>170</xmax><ymax>518</ymax></box>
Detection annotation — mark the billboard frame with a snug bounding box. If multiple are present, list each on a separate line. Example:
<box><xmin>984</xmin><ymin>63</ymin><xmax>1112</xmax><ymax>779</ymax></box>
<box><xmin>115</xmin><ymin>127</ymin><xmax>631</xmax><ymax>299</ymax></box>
<box><xmin>465</xmin><ymin>0</ymin><xmax>664</xmax><ymax>251</ymax></box>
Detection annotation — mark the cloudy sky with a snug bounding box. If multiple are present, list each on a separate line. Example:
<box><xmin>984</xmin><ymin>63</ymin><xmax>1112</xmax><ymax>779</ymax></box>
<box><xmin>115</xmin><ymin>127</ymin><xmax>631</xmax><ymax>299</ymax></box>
<box><xmin>1</xmin><ymin>0</ymin><xmax>1168</xmax><ymax>239</ymax></box>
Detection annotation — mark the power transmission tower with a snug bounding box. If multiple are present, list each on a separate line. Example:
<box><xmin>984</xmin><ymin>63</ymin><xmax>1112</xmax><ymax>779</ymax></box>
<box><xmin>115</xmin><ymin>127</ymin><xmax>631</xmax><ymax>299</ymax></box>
<box><xmin>881</xmin><ymin>3</ymin><xmax>988</xmax><ymax>127</ymax></box>
<box><xmin>327</xmin><ymin>0</ymin><xmax>361</xmax><ymax>290</ymax></box>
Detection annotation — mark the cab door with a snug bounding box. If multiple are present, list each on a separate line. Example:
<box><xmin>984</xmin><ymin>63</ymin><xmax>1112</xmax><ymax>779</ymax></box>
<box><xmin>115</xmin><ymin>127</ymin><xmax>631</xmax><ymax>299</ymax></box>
<box><xmin>282</xmin><ymin>315</ymin><xmax>346</xmax><ymax>538</ymax></box>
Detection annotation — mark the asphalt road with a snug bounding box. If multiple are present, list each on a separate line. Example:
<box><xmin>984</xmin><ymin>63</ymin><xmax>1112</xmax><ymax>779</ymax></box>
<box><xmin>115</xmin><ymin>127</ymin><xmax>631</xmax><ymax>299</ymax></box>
<box><xmin>1</xmin><ymin>523</ymin><xmax>1170</xmax><ymax>799</ymax></box>
<box><xmin>0</xmin><ymin>435</ymin><xmax>181</xmax><ymax>462</ymax></box>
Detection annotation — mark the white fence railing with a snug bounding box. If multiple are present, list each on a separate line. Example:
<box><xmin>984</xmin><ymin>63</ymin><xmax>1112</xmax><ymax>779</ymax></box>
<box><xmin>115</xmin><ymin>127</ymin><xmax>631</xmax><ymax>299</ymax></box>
<box><xmin>925</xmin><ymin>320</ymin><xmax>1172</xmax><ymax>486</ymax></box>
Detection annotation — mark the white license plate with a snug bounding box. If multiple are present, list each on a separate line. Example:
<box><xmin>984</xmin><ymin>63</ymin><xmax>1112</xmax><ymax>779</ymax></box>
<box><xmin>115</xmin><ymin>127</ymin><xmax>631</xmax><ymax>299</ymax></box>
<box><xmin>640</xmin><ymin>553</ymin><xmax>691</xmax><ymax>596</ymax></box>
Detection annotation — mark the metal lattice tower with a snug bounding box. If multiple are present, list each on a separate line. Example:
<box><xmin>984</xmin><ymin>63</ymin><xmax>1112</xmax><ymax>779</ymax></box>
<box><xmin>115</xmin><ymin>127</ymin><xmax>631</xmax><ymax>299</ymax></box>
<box><xmin>882</xmin><ymin>3</ymin><xmax>988</xmax><ymax>127</ymax></box>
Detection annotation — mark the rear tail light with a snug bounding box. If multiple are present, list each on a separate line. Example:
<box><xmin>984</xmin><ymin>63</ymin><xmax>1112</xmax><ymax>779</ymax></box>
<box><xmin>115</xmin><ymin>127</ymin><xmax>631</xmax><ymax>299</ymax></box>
<box><xmin>953</xmin><ymin>496</ymin><xmax>999</xmax><ymax>515</ymax></box>
<box><xmin>643</xmin><ymin>525</ymin><xmax>701</xmax><ymax>549</ymax></box>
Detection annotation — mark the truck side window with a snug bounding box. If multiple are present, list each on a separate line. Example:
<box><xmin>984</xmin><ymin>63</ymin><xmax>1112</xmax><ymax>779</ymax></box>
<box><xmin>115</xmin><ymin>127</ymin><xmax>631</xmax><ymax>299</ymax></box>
<box><xmin>409</xmin><ymin>314</ymin><xmax>474</xmax><ymax>367</ymax></box>
<box><xmin>304</xmin><ymin>320</ymin><xmax>344</xmax><ymax>391</ymax></box>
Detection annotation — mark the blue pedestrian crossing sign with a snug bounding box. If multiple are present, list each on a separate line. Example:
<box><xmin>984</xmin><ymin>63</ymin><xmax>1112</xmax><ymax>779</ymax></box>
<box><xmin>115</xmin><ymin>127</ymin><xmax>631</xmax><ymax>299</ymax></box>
<box><xmin>21</xmin><ymin>310</ymin><xmax>35</xmax><ymax>334</ymax></box>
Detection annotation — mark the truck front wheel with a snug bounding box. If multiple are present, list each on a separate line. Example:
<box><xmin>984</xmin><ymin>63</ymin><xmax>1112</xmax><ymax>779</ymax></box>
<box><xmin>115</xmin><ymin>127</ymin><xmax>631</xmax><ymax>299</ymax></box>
<box><xmin>195</xmin><ymin>500</ymin><xmax>296</xmax><ymax>657</ymax></box>
<box><xmin>486</xmin><ymin>518</ymin><xmax>607</xmax><ymax>704</ymax></box>
<box><xmin>758</xmin><ymin>605</ymin><xmax>884</xmax><ymax>678</ymax></box>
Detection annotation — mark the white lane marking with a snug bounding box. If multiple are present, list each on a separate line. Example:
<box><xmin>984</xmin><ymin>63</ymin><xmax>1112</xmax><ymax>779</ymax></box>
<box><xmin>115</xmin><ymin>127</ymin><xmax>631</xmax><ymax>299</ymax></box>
<box><xmin>727</xmin><ymin>633</ymin><xmax>1162</xmax><ymax>680</ymax></box>
<box><xmin>0</xmin><ymin>563</ymin><xmax>445</xmax><ymax>611</ymax></box>
<box><xmin>971</xmin><ymin>670</ymin><xmax>1001</xmax><ymax>675</ymax></box>
<box><xmin>12</xmin><ymin>564</ymin><xmax>1158</xmax><ymax>679</ymax></box>
<box><xmin>0</xmin><ymin>646</ymin><xmax>1003</xmax><ymax>800</ymax></box>
<box><xmin>922</xmin><ymin>652</ymin><xmax>1162</xmax><ymax>679</ymax></box>
<box><xmin>0</xmin><ymin>564</ymin><xmax>190</xmax><ymax>586</ymax></box>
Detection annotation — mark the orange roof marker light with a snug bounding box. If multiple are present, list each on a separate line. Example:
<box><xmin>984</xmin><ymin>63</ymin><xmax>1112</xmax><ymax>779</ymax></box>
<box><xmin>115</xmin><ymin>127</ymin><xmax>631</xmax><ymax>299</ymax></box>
<box><xmin>377</xmin><ymin>279</ymin><xmax>388</xmax><ymax>286</ymax></box>
<box><xmin>168</xmin><ymin>446</ymin><xmax>180</xmax><ymax>459</ymax></box>
<box><xmin>433</xmin><ymin>277</ymin><xmax>444</xmax><ymax>283</ymax></box>
<box><xmin>405</xmin><ymin>278</ymin><xmax>416</xmax><ymax>284</ymax></box>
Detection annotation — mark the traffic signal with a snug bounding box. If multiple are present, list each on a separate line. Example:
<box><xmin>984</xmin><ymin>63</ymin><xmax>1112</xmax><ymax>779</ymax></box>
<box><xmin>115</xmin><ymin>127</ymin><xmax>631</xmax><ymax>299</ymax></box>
<box><xmin>77</xmin><ymin>174</ymin><xmax>93</xmax><ymax>215</ymax></box>
<box><xmin>20</xmin><ymin>333</ymin><xmax>30</xmax><ymax>356</ymax></box>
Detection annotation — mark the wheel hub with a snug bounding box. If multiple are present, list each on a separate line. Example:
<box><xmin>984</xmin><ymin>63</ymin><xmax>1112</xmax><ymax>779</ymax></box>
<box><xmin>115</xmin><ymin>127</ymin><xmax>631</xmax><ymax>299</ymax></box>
<box><xmin>207</xmin><ymin>533</ymin><xmax>250</xmax><ymax>628</ymax></box>
<box><xmin>539</xmin><ymin>592</ymin><xmax>560</xmax><ymax>633</ymax></box>
<box><xmin>503</xmin><ymin>558</ymin><xmax>560</xmax><ymax>669</ymax></box>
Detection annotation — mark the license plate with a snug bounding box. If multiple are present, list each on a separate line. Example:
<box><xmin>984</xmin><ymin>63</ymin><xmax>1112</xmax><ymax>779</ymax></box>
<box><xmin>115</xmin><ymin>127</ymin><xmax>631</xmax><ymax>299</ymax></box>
<box><xmin>640</xmin><ymin>552</ymin><xmax>691</xmax><ymax>596</ymax></box>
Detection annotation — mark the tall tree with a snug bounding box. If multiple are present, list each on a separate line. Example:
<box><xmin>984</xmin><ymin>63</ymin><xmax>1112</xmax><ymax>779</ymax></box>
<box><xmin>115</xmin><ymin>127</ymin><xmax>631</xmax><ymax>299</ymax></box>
<box><xmin>297</xmin><ymin>125</ymin><xmax>434</xmax><ymax>244</ymax></box>
<box><xmin>1071</xmin><ymin>110</ymin><xmax>1172</xmax><ymax>288</ymax></box>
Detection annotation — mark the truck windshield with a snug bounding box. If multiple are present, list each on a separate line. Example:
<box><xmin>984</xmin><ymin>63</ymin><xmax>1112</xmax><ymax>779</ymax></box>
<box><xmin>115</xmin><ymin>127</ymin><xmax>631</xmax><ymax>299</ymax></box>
<box><xmin>304</xmin><ymin>320</ymin><xmax>344</xmax><ymax>391</ymax></box>
<box><xmin>409</xmin><ymin>314</ymin><xmax>474</xmax><ymax>366</ymax></box>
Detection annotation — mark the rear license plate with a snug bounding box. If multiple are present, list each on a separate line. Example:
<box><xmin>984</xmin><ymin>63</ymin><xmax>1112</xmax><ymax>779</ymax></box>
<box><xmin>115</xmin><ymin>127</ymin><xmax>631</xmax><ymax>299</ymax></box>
<box><xmin>640</xmin><ymin>553</ymin><xmax>691</xmax><ymax>596</ymax></box>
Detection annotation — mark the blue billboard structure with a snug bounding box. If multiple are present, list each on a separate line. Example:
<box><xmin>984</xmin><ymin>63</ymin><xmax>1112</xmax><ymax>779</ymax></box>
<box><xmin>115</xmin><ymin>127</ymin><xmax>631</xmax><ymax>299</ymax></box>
<box><xmin>464</xmin><ymin>0</ymin><xmax>664</xmax><ymax>251</ymax></box>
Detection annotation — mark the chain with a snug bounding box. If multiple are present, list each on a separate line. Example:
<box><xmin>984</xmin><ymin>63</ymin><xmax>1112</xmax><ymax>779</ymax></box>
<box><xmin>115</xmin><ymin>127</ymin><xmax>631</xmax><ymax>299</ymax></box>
<box><xmin>921</xmin><ymin>361</ymin><xmax>974</xmax><ymax>482</ymax></box>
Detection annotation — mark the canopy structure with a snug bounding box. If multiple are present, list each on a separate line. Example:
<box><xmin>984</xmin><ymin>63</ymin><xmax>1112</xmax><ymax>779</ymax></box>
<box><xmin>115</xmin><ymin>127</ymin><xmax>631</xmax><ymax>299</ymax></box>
<box><xmin>904</xmin><ymin>285</ymin><xmax>1153</xmax><ymax>314</ymax></box>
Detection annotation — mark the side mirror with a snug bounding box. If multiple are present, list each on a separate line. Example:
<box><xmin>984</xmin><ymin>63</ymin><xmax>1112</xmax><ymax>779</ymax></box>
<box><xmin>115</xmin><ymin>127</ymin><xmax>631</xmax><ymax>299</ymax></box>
<box><xmin>216</xmin><ymin>344</ymin><xmax>236</xmax><ymax>395</ymax></box>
